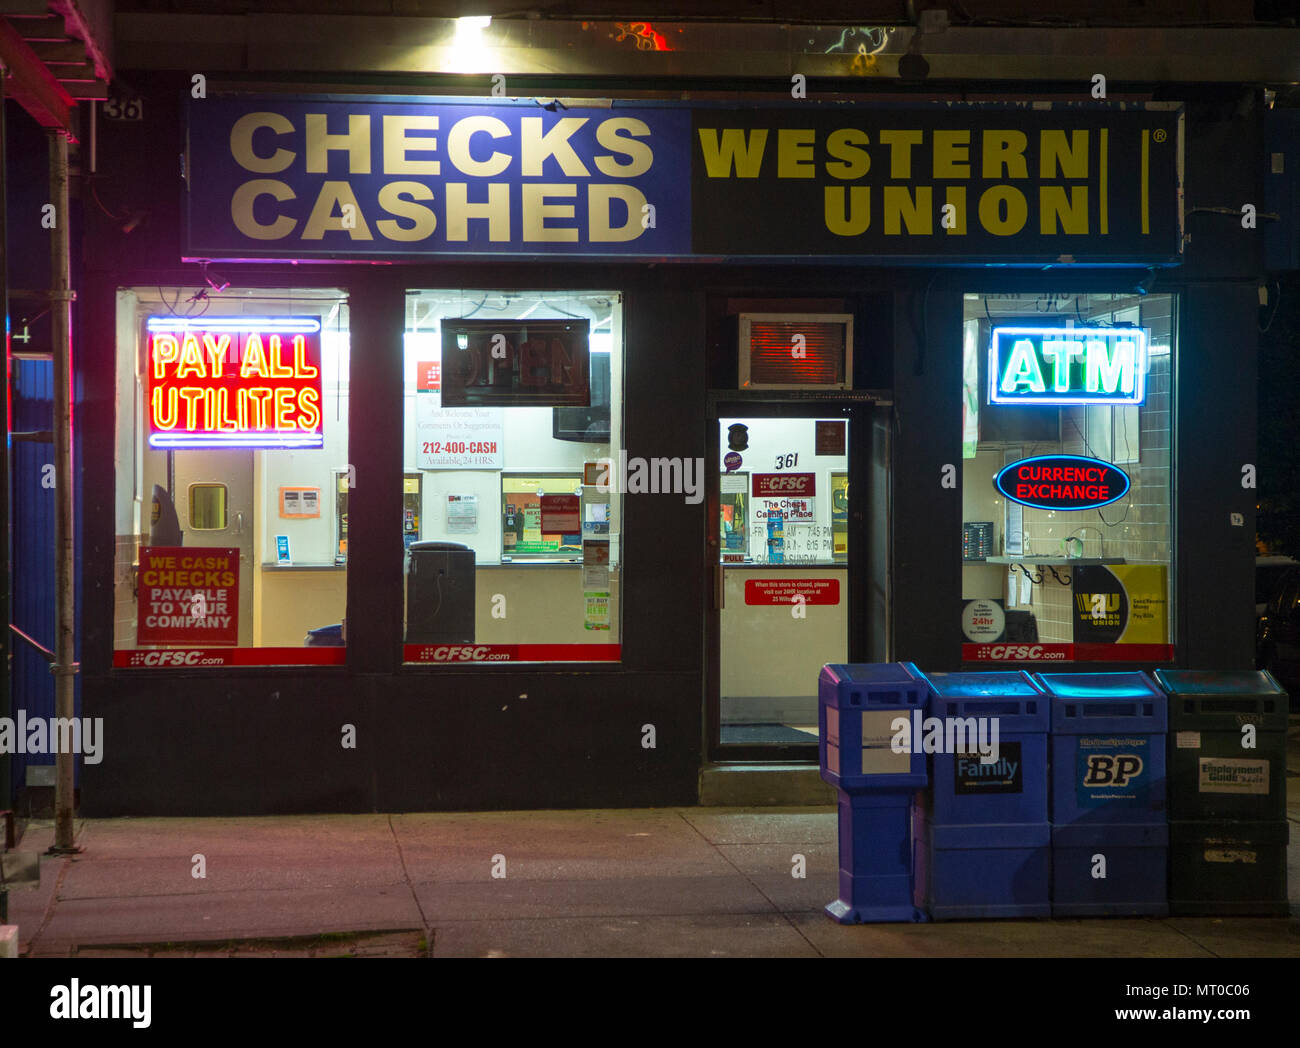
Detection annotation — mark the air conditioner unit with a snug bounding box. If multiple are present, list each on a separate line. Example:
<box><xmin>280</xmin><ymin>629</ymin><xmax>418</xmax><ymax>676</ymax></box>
<box><xmin>737</xmin><ymin>313</ymin><xmax>853</xmax><ymax>390</ymax></box>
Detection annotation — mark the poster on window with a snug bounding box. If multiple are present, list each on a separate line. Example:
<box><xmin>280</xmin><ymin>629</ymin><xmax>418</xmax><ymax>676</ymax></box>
<box><xmin>1072</xmin><ymin>565</ymin><xmax>1169</xmax><ymax>645</ymax></box>
<box><xmin>583</xmin><ymin>539</ymin><xmax>611</xmax><ymax>631</ymax></box>
<box><xmin>136</xmin><ymin>546</ymin><xmax>240</xmax><ymax>646</ymax></box>
<box><xmin>415</xmin><ymin>394</ymin><xmax>504</xmax><ymax>469</ymax></box>
<box><xmin>753</xmin><ymin>472</ymin><xmax>816</xmax><ymax>524</ymax></box>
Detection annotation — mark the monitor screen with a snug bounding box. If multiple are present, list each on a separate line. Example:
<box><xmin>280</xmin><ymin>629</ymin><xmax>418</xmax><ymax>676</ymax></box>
<box><xmin>553</xmin><ymin>350</ymin><xmax>610</xmax><ymax>443</ymax></box>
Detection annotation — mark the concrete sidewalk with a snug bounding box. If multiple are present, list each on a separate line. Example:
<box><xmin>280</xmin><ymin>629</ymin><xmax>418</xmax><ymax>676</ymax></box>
<box><xmin>6</xmin><ymin>798</ymin><xmax>1298</xmax><ymax>958</ymax></box>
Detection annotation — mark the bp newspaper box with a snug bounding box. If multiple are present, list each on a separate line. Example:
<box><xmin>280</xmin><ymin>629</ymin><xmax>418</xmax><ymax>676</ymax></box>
<box><xmin>1037</xmin><ymin>671</ymin><xmax>1168</xmax><ymax>918</ymax></box>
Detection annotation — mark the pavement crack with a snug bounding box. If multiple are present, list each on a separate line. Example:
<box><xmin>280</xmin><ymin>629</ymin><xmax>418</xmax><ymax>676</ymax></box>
<box><xmin>387</xmin><ymin>815</ymin><xmax>434</xmax><ymax>957</ymax></box>
<box><xmin>26</xmin><ymin>850</ymin><xmax>76</xmax><ymax>956</ymax></box>
<box><xmin>673</xmin><ymin>809</ymin><xmax>826</xmax><ymax>957</ymax></box>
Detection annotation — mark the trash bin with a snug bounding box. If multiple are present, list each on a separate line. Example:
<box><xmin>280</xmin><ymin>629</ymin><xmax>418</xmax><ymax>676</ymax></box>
<box><xmin>1154</xmin><ymin>669</ymin><xmax>1290</xmax><ymax>916</ymax></box>
<box><xmin>819</xmin><ymin>663</ymin><xmax>928</xmax><ymax>924</ymax></box>
<box><xmin>304</xmin><ymin>623</ymin><xmax>344</xmax><ymax>647</ymax></box>
<box><xmin>1036</xmin><ymin>671</ymin><xmax>1168</xmax><ymax>917</ymax></box>
<box><xmin>910</xmin><ymin>670</ymin><xmax>1050</xmax><ymax>920</ymax></box>
<box><xmin>405</xmin><ymin>541</ymin><xmax>476</xmax><ymax>644</ymax></box>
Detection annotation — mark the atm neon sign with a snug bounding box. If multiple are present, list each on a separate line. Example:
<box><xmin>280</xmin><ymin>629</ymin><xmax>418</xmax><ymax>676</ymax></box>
<box><xmin>990</xmin><ymin>326</ymin><xmax>1148</xmax><ymax>406</ymax></box>
<box><xmin>146</xmin><ymin>316</ymin><xmax>324</xmax><ymax>449</ymax></box>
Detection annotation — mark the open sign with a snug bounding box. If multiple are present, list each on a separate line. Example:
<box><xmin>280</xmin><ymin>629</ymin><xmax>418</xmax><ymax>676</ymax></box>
<box><xmin>440</xmin><ymin>318</ymin><xmax>589</xmax><ymax>407</ymax></box>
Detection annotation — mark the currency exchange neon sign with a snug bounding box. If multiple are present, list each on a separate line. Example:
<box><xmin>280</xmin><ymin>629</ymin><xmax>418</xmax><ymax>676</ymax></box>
<box><xmin>146</xmin><ymin>316</ymin><xmax>324</xmax><ymax>448</ymax></box>
<box><xmin>989</xmin><ymin>325</ymin><xmax>1148</xmax><ymax>406</ymax></box>
<box><xmin>995</xmin><ymin>454</ymin><xmax>1130</xmax><ymax>511</ymax></box>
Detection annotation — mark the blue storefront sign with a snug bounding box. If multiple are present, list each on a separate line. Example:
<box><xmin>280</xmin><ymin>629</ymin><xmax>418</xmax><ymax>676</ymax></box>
<box><xmin>186</xmin><ymin>97</ymin><xmax>692</xmax><ymax>260</ymax></box>
<box><xmin>185</xmin><ymin>96</ymin><xmax>1182</xmax><ymax>263</ymax></box>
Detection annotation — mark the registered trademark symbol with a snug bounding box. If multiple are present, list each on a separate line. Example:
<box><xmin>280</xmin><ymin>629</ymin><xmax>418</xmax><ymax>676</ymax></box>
<box><xmin>1153</xmin><ymin>129</ymin><xmax>1167</xmax><ymax>143</ymax></box>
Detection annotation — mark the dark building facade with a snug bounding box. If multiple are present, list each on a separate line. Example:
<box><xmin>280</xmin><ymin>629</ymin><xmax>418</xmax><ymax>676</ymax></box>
<box><xmin>5</xmin><ymin>13</ymin><xmax>1289</xmax><ymax>816</ymax></box>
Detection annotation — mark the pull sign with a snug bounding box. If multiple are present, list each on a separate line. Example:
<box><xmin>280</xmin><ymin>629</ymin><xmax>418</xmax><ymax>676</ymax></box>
<box><xmin>995</xmin><ymin>454</ymin><xmax>1130</xmax><ymax>511</ymax></box>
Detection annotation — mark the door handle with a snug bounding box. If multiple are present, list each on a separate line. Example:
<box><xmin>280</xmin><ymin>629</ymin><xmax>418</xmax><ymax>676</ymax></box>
<box><xmin>715</xmin><ymin>564</ymin><xmax>725</xmax><ymax>610</ymax></box>
<box><xmin>236</xmin><ymin>511</ymin><xmax>244</xmax><ymax>535</ymax></box>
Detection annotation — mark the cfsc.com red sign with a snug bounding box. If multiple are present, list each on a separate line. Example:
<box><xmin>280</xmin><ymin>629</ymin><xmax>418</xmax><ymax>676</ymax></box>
<box><xmin>753</xmin><ymin>473</ymin><xmax>815</xmax><ymax>498</ymax></box>
<box><xmin>963</xmin><ymin>643</ymin><xmax>1174</xmax><ymax>661</ymax></box>
<box><xmin>994</xmin><ymin>454</ymin><xmax>1129</xmax><ymax>511</ymax></box>
<box><xmin>146</xmin><ymin>316</ymin><xmax>323</xmax><ymax>449</ymax></box>
<box><xmin>114</xmin><ymin>648</ymin><xmax>345</xmax><ymax>667</ymax></box>
<box><xmin>404</xmin><ymin>644</ymin><xmax>621</xmax><ymax>663</ymax></box>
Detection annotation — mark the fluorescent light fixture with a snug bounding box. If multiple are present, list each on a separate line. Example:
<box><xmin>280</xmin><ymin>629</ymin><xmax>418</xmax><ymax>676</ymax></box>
<box><xmin>149</xmin><ymin>433</ymin><xmax>326</xmax><ymax>449</ymax></box>
<box><xmin>448</xmin><ymin>15</ymin><xmax>493</xmax><ymax>73</ymax></box>
<box><xmin>146</xmin><ymin>316</ymin><xmax>321</xmax><ymax>333</ymax></box>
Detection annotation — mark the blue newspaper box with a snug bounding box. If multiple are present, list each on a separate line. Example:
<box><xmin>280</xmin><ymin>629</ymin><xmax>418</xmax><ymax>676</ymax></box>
<box><xmin>911</xmin><ymin>670</ymin><xmax>1050</xmax><ymax>920</ymax></box>
<box><xmin>819</xmin><ymin>663</ymin><xmax>928</xmax><ymax>924</ymax></box>
<box><xmin>1036</xmin><ymin>671</ymin><xmax>1168</xmax><ymax>917</ymax></box>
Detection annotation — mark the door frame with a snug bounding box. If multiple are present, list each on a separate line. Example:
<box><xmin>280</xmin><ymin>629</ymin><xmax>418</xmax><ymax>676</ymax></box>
<box><xmin>705</xmin><ymin>391</ymin><xmax>891</xmax><ymax>762</ymax></box>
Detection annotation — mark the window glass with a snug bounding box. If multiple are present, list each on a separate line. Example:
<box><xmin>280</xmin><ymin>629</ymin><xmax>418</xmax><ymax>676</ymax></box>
<box><xmin>402</xmin><ymin>290</ymin><xmax>622</xmax><ymax>663</ymax></box>
<box><xmin>188</xmin><ymin>484</ymin><xmax>228</xmax><ymax>530</ymax></box>
<box><xmin>113</xmin><ymin>288</ymin><xmax>350</xmax><ymax>666</ymax></box>
<box><xmin>960</xmin><ymin>292</ymin><xmax>1175</xmax><ymax>662</ymax></box>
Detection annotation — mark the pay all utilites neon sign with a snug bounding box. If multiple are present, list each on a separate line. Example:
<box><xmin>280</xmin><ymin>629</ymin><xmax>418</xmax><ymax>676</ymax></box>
<box><xmin>146</xmin><ymin>316</ymin><xmax>324</xmax><ymax>448</ymax></box>
<box><xmin>989</xmin><ymin>325</ymin><xmax>1148</xmax><ymax>406</ymax></box>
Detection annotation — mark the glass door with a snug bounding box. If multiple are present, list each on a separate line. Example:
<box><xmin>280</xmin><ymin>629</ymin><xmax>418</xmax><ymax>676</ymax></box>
<box><xmin>709</xmin><ymin>405</ymin><xmax>859</xmax><ymax>757</ymax></box>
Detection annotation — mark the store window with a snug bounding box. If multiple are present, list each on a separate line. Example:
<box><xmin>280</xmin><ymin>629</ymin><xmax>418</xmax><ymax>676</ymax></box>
<box><xmin>959</xmin><ymin>292</ymin><xmax>1175</xmax><ymax>663</ymax></box>
<box><xmin>112</xmin><ymin>288</ymin><xmax>350</xmax><ymax>666</ymax></box>
<box><xmin>402</xmin><ymin>290</ymin><xmax>622</xmax><ymax>663</ymax></box>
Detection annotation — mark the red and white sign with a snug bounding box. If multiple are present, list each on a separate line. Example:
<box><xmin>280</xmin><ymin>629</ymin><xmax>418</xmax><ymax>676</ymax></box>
<box><xmin>136</xmin><ymin>546</ymin><xmax>240</xmax><ymax>646</ymax></box>
<box><xmin>146</xmin><ymin>316</ymin><xmax>323</xmax><ymax>449</ymax></box>
<box><xmin>745</xmin><ymin>578</ymin><xmax>840</xmax><ymax>606</ymax></box>
<box><xmin>404</xmin><ymin>644</ymin><xmax>620</xmax><ymax>663</ymax></box>
<box><xmin>753</xmin><ymin>473</ymin><xmax>816</xmax><ymax>498</ymax></box>
<box><xmin>115</xmin><ymin>647</ymin><xmax>344</xmax><ymax>668</ymax></box>
<box><xmin>416</xmin><ymin>359</ymin><xmax>441</xmax><ymax>391</ymax></box>
<box><xmin>540</xmin><ymin>494</ymin><xmax>581</xmax><ymax>533</ymax></box>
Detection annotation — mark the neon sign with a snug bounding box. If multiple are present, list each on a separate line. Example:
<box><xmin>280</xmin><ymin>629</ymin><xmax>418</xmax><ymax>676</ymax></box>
<box><xmin>989</xmin><ymin>326</ymin><xmax>1148</xmax><ymax>406</ymax></box>
<box><xmin>440</xmin><ymin>318</ymin><xmax>589</xmax><ymax>407</ymax></box>
<box><xmin>146</xmin><ymin>316</ymin><xmax>324</xmax><ymax>449</ymax></box>
<box><xmin>994</xmin><ymin>454</ymin><xmax>1130</xmax><ymax>511</ymax></box>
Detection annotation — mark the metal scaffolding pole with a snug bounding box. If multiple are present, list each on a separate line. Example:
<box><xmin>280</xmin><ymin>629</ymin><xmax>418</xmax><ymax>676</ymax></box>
<box><xmin>48</xmin><ymin>127</ymin><xmax>77</xmax><ymax>855</ymax></box>
<box><xmin>1</xmin><ymin>66</ymin><xmax>11</xmax><ymax>824</ymax></box>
